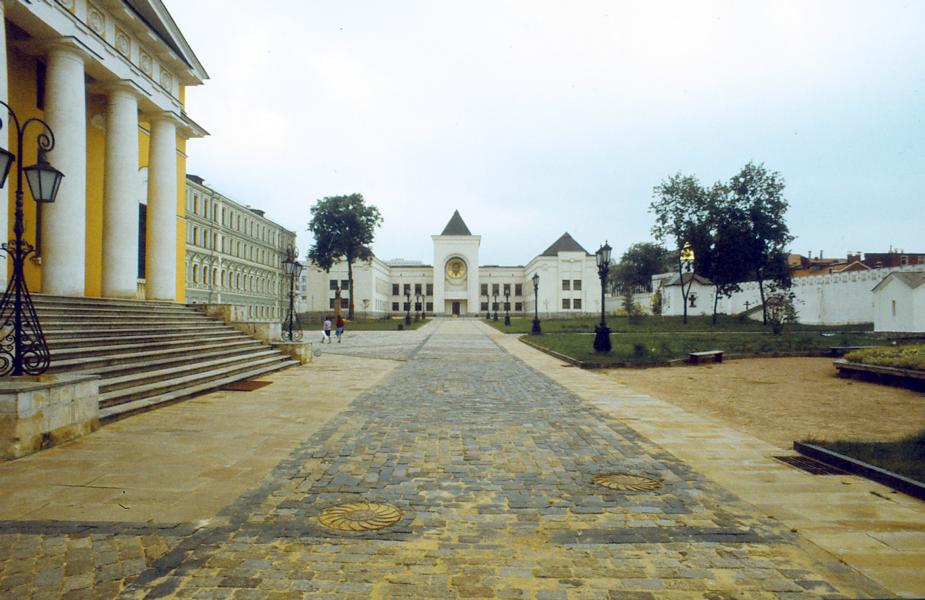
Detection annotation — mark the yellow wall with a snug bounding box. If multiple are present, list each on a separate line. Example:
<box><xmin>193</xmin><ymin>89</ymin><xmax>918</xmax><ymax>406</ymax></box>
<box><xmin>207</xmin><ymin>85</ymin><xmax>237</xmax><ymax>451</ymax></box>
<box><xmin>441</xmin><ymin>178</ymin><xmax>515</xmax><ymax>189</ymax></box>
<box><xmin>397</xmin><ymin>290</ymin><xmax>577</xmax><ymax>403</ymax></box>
<box><xmin>6</xmin><ymin>49</ymin><xmax>43</xmax><ymax>292</ymax></box>
<box><xmin>8</xmin><ymin>51</ymin><xmax>190</xmax><ymax>302</ymax></box>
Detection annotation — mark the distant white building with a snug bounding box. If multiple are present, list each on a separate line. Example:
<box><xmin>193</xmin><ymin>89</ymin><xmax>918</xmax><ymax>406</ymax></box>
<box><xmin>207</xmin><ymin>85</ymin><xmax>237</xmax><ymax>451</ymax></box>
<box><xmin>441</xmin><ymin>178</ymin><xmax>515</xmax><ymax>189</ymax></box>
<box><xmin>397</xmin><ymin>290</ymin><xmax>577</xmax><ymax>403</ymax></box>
<box><xmin>304</xmin><ymin>211</ymin><xmax>602</xmax><ymax>317</ymax></box>
<box><xmin>872</xmin><ymin>272</ymin><xmax>925</xmax><ymax>333</ymax></box>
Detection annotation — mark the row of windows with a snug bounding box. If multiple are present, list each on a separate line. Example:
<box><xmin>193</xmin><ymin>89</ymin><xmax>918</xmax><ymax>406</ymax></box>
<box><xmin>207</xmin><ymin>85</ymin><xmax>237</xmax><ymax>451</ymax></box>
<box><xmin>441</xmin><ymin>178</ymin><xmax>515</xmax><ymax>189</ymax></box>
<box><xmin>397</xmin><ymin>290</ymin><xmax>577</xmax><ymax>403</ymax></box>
<box><xmin>391</xmin><ymin>302</ymin><xmax>435</xmax><ymax>312</ymax></box>
<box><xmin>330</xmin><ymin>279</ymin><xmax>351</xmax><ymax>291</ymax></box>
<box><xmin>562</xmin><ymin>298</ymin><xmax>583</xmax><ymax>310</ymax></box>
<box><xmin>562</xmin><ymin>279</ymin><xmax>583</xmax><ymax>291</ymax></box>
<box><xmin>480</xmin><ymin>283</ymin><xmax>523</xmax><ymax>297</ymax></box>
<box><xmin>188</xmin><ymin>225</ymin><xmax>283</xmax><ymax>269</ymax></box>
<box><xmin>481</xmin><ymin>302</ymin><xmax>524</xmax><ymax>312</ymax></box>
<box><xmin>391</xmin><ymin>283</ymin><xmax>434</xmax><ymax>296</ymax></box>
<box><xmin>190</xmin><ymin>193</ymin><xmax>283</xmax><ymax>246</ymax></box>
<box><xmin>188</xmin><ymin>264</ymin><xmax>282</xmax><ymax>295</ymax></box>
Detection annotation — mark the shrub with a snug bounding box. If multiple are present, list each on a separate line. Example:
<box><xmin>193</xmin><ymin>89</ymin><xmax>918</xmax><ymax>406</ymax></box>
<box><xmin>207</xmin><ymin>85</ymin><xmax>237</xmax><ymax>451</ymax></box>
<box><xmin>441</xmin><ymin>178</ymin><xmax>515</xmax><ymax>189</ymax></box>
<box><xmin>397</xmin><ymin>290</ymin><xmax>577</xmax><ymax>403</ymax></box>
<box><xmin>845</xmin><ymin>345</ymin><xmax>925</xmax><ymax>370</ymax></box>
<box><xmin>651</xmin><ymin>290</ymin><xmax>662</xmax><ymax>316</ymax></box>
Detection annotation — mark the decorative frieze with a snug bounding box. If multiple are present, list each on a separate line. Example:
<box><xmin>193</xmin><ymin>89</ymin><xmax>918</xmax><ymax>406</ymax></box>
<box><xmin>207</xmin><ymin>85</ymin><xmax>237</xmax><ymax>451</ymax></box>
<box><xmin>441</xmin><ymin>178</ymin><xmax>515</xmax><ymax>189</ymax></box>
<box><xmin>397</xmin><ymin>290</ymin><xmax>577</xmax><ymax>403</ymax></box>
<box><xmin>87</xmin><ymin>4</ymin><xmax>105</xmax><ymax>37</ymax></box>
<box><xmin>115</xmin><ymin>27</ymin><xmax>131</xmax><ymax>58</ymax></box>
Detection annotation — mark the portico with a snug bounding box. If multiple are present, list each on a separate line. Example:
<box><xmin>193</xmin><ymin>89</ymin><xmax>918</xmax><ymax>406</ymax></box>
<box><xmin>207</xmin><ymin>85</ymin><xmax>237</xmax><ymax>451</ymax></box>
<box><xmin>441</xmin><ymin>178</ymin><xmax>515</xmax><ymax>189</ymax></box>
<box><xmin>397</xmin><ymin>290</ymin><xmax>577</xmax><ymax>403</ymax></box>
<box><xmin>2</xmin><ymin>0</ymin><xmax>207</xmax><ymax>301</ymax></box>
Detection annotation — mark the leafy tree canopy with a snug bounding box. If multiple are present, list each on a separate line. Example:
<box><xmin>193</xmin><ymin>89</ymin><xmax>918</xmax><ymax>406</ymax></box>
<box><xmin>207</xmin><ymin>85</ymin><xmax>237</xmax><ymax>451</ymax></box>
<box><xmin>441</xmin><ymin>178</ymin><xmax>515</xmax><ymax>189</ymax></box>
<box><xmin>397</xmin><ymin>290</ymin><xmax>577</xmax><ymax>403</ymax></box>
<box><xmin>610</xmin><ymin>242</ymin><xmax>673</xmax><ymax>292</ymax></box>
<box><xmin>307</xmin><ymin>194</ymin><xmax>382</xmax><ymax>271</ymax></box>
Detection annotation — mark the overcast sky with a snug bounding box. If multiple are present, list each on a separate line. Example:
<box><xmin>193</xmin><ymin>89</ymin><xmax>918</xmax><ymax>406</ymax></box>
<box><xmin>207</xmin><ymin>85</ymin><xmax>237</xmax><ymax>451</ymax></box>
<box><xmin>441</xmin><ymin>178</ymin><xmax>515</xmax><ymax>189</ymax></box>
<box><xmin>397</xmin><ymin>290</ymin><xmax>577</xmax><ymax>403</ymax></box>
<box><xmin>168</xmin><ymin>1</ymin><xmax>924</xmax><ymax>265</ymax></box>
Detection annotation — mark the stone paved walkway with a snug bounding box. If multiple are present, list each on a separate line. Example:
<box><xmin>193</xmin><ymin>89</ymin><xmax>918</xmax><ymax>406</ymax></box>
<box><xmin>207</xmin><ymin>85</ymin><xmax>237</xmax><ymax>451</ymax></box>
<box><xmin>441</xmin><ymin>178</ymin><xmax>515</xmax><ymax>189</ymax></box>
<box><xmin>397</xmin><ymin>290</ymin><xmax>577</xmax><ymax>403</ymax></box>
<box><xmin>0</xmin><ymin>319</ymin><xmax>906</xmax><ymax>598</ymax></box>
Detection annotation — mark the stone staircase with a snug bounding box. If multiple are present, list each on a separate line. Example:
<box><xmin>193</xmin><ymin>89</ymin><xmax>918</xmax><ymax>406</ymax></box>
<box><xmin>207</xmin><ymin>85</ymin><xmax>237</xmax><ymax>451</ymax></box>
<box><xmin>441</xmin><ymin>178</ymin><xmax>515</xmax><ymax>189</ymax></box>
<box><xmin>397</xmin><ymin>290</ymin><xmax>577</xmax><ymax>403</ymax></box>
<box><xmin>34</xmin><ymin>294</ymin><xmax>298</xmax><ymax>421</ymax></box>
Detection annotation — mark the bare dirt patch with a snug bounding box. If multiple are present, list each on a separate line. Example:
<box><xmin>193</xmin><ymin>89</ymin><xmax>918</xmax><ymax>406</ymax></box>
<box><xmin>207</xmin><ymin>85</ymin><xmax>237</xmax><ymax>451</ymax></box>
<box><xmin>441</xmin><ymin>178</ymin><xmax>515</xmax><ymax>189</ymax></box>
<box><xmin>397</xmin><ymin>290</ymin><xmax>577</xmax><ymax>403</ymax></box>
<box><xmin>605</xmin><ymin>357</ymin><xmax>924</xmax><ymax>449</ymax></box>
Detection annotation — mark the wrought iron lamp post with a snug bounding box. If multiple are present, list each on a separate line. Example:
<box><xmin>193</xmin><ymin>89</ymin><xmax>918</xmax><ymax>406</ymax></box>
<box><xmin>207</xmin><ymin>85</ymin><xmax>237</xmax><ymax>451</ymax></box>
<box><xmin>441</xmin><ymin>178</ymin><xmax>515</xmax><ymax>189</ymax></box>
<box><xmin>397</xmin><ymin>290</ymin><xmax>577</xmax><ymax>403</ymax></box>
<box><xmin>492</xmin><ymin>291</ymin><xmax>498</xmax><ymax>321</ymax></box>
<box><xmin>0</xmin><ymin>101</ymin><xmax>65</xmax><ymax>377</ymax></box>
<box><xmin>593</xmin><ymin>241</ymin><xmax>612</xmax><ymax>353</ymax></box>
<box><xmin>484</xmin><ymin>290</ymin><xmax>490</xmax><ymax>319</ymax></box>
<box><xmin>531</xmin><ymin>273</ymin><xmax>541</xmax><ymax>334</ymax></box>
<box><xmin>414</xmin><ymin>291</ymin><xmax>421</xmax><ymax>321</ymax></box>
<box><xmin>421</xmin><ymin>276</ymin><xmax>427</xmax><ymax>319</ymax></box>
<box><xmin>404</xmin><ymin>289</ymin><xmax>411</xmax><ymax>325</ymax></box>
<box><xmin>504</xmin><ymin>290</ymin><xmax>511</xmax><ymax>326</ymax></box>
<box><xmin>281</xmin><ymin>246</ymin><xmax>303</xmax><ymax>341</ymax></box>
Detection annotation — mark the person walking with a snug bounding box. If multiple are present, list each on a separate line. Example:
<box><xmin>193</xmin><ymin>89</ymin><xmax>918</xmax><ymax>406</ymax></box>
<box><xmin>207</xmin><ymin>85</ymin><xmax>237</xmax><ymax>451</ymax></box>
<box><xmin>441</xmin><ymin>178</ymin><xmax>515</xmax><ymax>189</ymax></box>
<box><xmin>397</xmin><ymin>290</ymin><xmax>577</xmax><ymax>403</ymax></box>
<box><xmin>321</xmin><ymin>315</ymin><xmax>332</xmax><ymax>343</ymax></box>
<box><xmin>335</xmin><ymin>315</ymin><xmax>345</xmax><ymax>343</ymax></box>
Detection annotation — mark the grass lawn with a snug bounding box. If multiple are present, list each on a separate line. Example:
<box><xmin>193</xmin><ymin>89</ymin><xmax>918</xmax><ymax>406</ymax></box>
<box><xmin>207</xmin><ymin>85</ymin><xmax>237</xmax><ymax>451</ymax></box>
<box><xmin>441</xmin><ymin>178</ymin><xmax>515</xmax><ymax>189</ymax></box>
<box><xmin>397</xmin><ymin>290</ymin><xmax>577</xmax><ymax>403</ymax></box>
<box><xmin>523</xmin><ymin>331</ymin><xmax>884</xmax><ymax>365</ymax></box>
<box><xmin>811</xmin><ymin>429</ymin><xmax>925</xmax><ymax>484</ymax></box>
<box><xmin>485</xmin><ymin>315</ymin><xmax>873</xmax><ymax>335</ymax></box>
<box><xmin>298</xmin><ymin>317</ymin><xmax>430</xmax><ymax>331</ymax></box>
<box><xmin>845</xmin><ymin>344</ymin><xmax>925</xmax><ymax>371</ymax></box>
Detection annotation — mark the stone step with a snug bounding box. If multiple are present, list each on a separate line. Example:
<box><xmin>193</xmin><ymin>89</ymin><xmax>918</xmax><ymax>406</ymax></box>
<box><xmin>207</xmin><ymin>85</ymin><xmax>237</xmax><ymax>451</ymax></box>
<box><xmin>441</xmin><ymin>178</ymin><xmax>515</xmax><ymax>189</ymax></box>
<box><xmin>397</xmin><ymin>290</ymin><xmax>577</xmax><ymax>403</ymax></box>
<box><xmin>99</xmin><ymin>349</ymin><xmax>284</xmax><ymax>393</ymax></box>
<box><xmin>44</xmin><ymin>324</ymin><xmax>228</xmax><ymax>339</ymax></box>
<box><xmin>37</xmin><ymin>314</ymin><xmax>213</xmax><ymax>326</ymax></box>
<box><xmin>49</xmin><ymin>334</ymin><xmax>249</xmax><ymax>358</ymax></box>
<box><xmin>49</xmin><ymin>339</ymin><xmax>264</xmax><ymax>372</ymax></box>
<box><xmin>41</xmin><ymin>319</ymin><xmax>224</xmax><ymax>334</ymax></box>
<box><xmin>99</xmin><ymin>359</ymin><xmax>299</xmax><ymax>421</ymax></box>
<box><xmin>32</xmin><ymin>294</ymin><xmax>180</xmax><ymax>309</ymax></box>
<box><xmin>34</xmin><ymin>303</ymin><xmax>198</xmax><ymax>317</ymax></box>
<box><xmin>47</xmin><ymin>329</ymin><xmax>245</xmax><ymax>350</ymax></box>
<box><xmin>99</xmin><ymin>354</ymin><xmax>293</xmax><ymax>408</ymax></box>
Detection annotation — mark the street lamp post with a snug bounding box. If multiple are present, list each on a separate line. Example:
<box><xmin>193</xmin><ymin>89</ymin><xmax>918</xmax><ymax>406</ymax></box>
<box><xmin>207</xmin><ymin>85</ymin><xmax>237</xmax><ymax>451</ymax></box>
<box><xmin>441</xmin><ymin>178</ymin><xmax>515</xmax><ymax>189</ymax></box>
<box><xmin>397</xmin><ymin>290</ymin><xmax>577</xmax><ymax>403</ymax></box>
<box><xmin>421</xmin><ymin>276</ymin><xmax>427</xmax><ymax>319</ymax></box>
<box><xmin>504</xmin><ymin>290</ymin><xmax>511</xmax><ymax>326</ymax></box>
<box><xmin>0</xmin><ymin>101</ymin><xmax>65</xmax><ymax>376</ymax></box>
<box><xmin>281</xmin><ymin>246</ymin><xmax>304</xmax><ymax>342</ymax></box>
<box><xmin>415</xmin><ymin>292</ymin><xmax>421</xmax><ymax>321</ymax></box>
<box><xmin>593</xmin><ymin>241</ymin><xmax>612</xmax><ymax>353</ymax></box>
<box><xmin>531</xmin><ymin>273</ymin><xmax>541</xmax><ymax>334</ymax></box>
<box><xmin>492</xmin><ymin>292</ymin><xmax>498</xmax><ymax>321</ymax></box>
<box><xmin>484</xmin><ymin>290</ymin><xmax>490</xmax><ymax>319</ymax></box>
<box><xmin>404</xmin><ymin>290</ymin><xmax>412</xmax><ymax>325</ymax></box>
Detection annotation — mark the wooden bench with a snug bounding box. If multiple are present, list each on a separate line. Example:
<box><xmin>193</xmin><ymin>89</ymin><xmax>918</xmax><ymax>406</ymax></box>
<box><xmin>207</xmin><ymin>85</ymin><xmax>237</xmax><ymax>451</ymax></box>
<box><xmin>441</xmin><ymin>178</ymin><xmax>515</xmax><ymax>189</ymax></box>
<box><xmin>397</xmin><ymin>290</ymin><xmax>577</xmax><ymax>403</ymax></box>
<box><xmin>828</xmin><ymin>345</ymin><xmax>876</xmax><ymax>357</ymax></box>
<box><xmin>689</xmin><ymin>350</ymin><xmax>723</xmax><ymax>364</ymax></box>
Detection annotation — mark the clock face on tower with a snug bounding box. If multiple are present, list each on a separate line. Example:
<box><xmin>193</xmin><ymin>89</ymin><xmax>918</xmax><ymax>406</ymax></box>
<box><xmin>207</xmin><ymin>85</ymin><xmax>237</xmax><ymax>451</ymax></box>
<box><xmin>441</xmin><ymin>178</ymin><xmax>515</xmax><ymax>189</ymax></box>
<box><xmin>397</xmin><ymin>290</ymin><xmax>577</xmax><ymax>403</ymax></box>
<box><xmin>446</xmin><ymin>257</ymin><xmax>467</xmax><ymax>281</ymax></box>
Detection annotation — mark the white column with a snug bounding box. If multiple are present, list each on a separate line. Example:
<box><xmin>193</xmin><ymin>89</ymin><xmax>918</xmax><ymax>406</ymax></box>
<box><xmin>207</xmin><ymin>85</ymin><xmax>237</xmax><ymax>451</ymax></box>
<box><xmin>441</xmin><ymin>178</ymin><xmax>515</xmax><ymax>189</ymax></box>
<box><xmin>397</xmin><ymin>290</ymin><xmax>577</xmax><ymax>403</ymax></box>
<box><xmin>146</xmin><ymin>114</ymin><xmax>177</xmax><ymax>301</ymax></box>
<box><xmin>0</xmin><ymin>1</ymin><xmax>8</xmax><ymax>290</ymax></box>
<box><xmin>42</xmin><ymin>44</ymin><xmax>86</xmax><ymax>296</ymax></box>
<box><xmin>102</xmin><ymin>86</ymin><xmax>139</xmax><ymax>298</ymax></box>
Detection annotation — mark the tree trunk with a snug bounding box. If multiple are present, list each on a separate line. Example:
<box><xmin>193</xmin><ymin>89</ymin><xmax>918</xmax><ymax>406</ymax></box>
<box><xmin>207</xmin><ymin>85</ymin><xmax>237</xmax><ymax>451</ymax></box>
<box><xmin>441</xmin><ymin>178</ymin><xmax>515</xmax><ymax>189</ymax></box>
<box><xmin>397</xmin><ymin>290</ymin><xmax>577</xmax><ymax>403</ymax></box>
<box><xmin>756</xmin><ymin>268</ymin><xmax>767</xmax><ymax>325</ymax></box>
<box><xmin>677</xmin><ymin>258</ymin><xmax>689</xmax><ymax>324</ymax></box>
<box><xmin>347</xmin><ymin>258</ymin><xmax>355</xmax><ymax>320</ymax></box>
<box><xmin>712</xmin><ymin>285</ymin><xmax>720</xmax><ymax>325</ymax></box>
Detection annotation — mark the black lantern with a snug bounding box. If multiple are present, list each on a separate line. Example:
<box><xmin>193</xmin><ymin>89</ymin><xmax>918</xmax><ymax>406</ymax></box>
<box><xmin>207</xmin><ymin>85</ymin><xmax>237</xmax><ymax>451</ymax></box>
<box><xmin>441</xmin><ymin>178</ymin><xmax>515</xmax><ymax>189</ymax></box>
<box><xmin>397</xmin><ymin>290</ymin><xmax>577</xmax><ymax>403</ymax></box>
<box><xmin>593</xmin><ymin>241</ymin><xmax>612</xmax><ymax>353</ymax></box>
<box><xmin>531</xmin><ymin>272</ymin><xmax>541</xmax><ymax>334</ymax></box>
<box><xmin>492</xmin><ymin>291</ymin><xmax>498</xmax><ymax>321</ymax></box>
<box><xmin>0</xmin><ymin>101</ymin><xmax>65</xmax><ymax>376</ymax></box>
<box><xmin>504</xmin><ymin>289</ymin><xmax>511</xmax><ymax>326</ymax></box>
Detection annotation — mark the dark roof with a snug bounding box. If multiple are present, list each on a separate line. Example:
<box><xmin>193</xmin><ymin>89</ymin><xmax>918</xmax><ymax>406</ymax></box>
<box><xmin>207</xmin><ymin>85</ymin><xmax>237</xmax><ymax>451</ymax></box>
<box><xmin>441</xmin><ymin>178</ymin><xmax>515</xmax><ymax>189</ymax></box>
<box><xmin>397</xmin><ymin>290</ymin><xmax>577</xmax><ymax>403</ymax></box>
<box><xmin>541</xmin><ymin>232</ymin><xmax>591</xmax><ymax>257</ymax></box>
<box><xmin>440</xmin><ymin>210</ymin><xmax>472</xmax><ymax>236</ymax></box>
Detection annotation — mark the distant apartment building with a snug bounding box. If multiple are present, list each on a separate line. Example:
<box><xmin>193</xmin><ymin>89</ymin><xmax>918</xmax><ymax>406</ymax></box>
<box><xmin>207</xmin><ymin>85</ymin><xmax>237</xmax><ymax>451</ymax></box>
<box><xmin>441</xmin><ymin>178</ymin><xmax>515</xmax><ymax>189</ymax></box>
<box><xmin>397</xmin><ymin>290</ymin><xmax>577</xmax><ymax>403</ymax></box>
<box><xmin>184</xmin><ymin>175</ymin><xmax>297</xmax><ymax>322</ymax></box>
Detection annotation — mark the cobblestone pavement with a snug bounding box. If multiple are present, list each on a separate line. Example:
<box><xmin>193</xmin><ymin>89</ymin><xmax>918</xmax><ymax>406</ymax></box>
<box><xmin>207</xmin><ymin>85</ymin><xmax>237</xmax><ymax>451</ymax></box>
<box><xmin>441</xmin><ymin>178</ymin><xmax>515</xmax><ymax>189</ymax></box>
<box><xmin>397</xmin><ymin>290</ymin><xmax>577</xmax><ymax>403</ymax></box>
<box><xmin>3</xmin><ymin>319</ymin><xmax>894</xmax><ymax>598</ymax></box>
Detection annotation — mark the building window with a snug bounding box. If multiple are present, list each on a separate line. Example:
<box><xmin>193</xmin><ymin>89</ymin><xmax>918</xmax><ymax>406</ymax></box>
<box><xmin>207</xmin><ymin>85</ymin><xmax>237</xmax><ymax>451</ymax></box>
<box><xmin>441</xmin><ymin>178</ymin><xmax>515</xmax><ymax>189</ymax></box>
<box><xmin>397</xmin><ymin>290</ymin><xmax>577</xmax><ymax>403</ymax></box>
<box><xmin>492</xmin><ymin>302</ymin><xmax>499</xmax><ymax>311</ymax></box>
<box><xmin>492</xmin><ymin>284</ymin><xmax>499</xmax><ymax>295</ymax></box>
<box><xmin>341</xmin><ymin>298</ymin><xmax>348</xmax><ymax>308</ymax></box>
<box><xmin>329</xmin><ymin>299</ymin><xmax>335</xmax><ymax>309</ymax></box>
<box><xmin>562</xmin><ymin>280</ymin><xmax>570</xmax><ymax>291</ymax></box>
<box><xmin>426</xmin><ymin>302</ymin><xmax>433</xmax><ymax>312</ymax></box>
<box><xmin>503</xmin><ymin>284</ymin><xmax>510</xmax><ymax>296</ymax></box>
<box><xmin>192</xmin><ymin>264</ymin><xmax>199</xmax><ymax>284</ymax></box>
<box><xmin>414</xmin><ymin>283</ymin><xmax>422</xmax><ymax>295</ymax></box>
<box><xmin>403</xmin><ymin>284</ymin><xmax>411</xmax><ymax>295</ymax></box>
<box><xmin>481</xmin><ymin>283</ymin><xmax>488</xmax><ymax>295</ymax></box>
<box><xmin>562</xmin><ymin>298</ymin><xmax>571</xmax><ymax>309</ymax></box>
<box><xmin>515</xmin><ymin>284</ymin><xmax>522</xmax><ymax>296</ymax></box>
<box><xmin>901</xmin><ymin>255</ymin><xmax>909</xmax><ymax>266</ymax></box>
<box><xmin>573</xmin><ymin>280</ymin><xmax>582</xmax><ymax>291</ymax></box>
<box><xmin>892</xmin><ymin>300</ymin><xmax>896</xmax><ymax>316</ymax></box>
<box><xmin>341</xmin><ymin>279</ymin><xmax>349</xmax><ymax>290</ymax></box>
<box><xmin>403</xmin><ymin>302</ymin><xmax>410</xmax><ymax>311</ymax></box>
<box><xmin>392</xmin><ymin>302</ymin><xmax>400</xmax><ymax>311</ymax></box>
<box><xmin>573</xmin><ymin>299</ymin><xmax>582</xmax><ymax>310</ymax></box>
<box><xmin>481</xmin><ymin>302</ymin><xmax>489</xmax><ymax>311</ymax></box>
<box><xmin>503</xmin><ymin>302</ymin><xmax>510</xmax><ymax>311</ymax></box>
<box><xmin>426</xmin><ymin>284</ymin><xmax>433</xmax><ymax>296</ymax></box>
<box><xmin>392</xmin><ymin>283</ymin><xmax>399</xmax><ymax>295</ymax></box>
<box><xmin>329</xmin><ymin>279</ymin><xmax>338</xmax><ymax>290</ymax></box>
<box><xmin>515</xmin><ymin>302</ymin><xmax>523</xmax><ymax>312</ymax></box>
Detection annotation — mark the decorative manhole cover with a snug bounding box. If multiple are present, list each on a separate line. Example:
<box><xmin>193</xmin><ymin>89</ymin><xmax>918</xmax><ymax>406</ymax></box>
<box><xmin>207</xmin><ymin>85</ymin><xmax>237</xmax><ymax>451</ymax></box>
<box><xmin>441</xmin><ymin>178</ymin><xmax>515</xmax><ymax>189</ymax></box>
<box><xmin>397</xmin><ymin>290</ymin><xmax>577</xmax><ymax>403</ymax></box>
<box><xmin>592</xmin><ymin>473</ymin><xmax>662</xmax><ymax>492</ymax></box>
<box><xmin>317</xmin><ymin>502</ymin><xmax>402</xmax><ymax>532</ymax></box>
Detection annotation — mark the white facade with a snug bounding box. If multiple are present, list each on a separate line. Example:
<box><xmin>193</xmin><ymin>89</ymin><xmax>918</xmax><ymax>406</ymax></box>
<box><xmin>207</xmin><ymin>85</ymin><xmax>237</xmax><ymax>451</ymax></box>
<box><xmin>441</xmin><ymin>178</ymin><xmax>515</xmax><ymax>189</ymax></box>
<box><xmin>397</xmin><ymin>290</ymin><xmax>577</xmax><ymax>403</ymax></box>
<box><xmin>304</xmin><ymin>212</ymin><xmax>602</xmax><ymax>318</ymax></box>
<box><xmin>872</xmin><ymin>272</ymin><xmax>925</xmax><ymax>333</ymax></box>
<box><xmin>654</xmin><ymin>264</ymin><xmax>925</xmax><ymax>325</ymax></box>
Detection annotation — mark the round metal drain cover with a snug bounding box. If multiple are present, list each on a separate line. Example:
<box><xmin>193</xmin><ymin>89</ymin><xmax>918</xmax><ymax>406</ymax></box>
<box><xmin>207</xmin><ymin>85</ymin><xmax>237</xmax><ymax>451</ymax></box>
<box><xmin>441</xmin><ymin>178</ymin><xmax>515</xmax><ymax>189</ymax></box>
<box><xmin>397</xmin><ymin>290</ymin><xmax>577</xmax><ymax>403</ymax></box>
<box><xmin>317</xmin><ymin>501</ymin><xmax>402</xmax><ymax>532</ymax></box>
<box><xmin>592</xmin><ymin>473</ymin><xmax>662</xmax><ymax>492</ymax></box>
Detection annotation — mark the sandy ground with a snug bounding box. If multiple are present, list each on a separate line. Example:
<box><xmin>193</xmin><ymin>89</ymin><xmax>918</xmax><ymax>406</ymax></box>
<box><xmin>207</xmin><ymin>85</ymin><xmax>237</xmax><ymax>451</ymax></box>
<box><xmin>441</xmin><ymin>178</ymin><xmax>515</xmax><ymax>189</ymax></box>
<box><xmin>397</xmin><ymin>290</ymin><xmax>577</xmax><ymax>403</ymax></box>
<box><xmin>604</xmin><ymin>357</ymin><xmax>925</xmax><ymax>449</ymax></box>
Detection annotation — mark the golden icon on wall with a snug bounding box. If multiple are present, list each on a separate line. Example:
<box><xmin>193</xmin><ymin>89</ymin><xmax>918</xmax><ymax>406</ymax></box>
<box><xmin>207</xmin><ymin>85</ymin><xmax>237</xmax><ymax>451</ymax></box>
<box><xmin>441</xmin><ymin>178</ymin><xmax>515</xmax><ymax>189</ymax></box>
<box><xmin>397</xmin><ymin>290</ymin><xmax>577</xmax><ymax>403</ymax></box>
<box><xmin>446</xmin><ymin>257</ymin><xmax>467</xmax><ymax>281</ymax></box>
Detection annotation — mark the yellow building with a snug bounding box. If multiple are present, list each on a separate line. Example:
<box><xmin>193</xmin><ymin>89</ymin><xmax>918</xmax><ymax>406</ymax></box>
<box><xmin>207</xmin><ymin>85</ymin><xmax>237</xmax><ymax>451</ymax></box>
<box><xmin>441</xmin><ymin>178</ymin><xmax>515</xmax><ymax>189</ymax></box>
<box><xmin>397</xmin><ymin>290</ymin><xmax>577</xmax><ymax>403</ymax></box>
<box><xmin>2</xmin><ymin>0</ymin><xmax>207</xmax><ymax>301</ymax></box>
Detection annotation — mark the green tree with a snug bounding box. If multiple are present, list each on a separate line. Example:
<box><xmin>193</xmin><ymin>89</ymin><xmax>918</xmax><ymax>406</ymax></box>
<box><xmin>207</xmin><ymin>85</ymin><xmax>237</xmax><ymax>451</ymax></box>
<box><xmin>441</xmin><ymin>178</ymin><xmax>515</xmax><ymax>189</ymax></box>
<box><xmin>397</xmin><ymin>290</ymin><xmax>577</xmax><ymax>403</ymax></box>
<box><xmin>307</xmin><ymin>194</ymin><xmax>383</xmax><ymax>320</ymax></box>
<box><xmin>697</xmin><ymin>203</ymin><xmax>753</xmax><ymax>324</ymax></box>
<box><xmin>610</xmin><ymin>242</ymin><xmax>672</xmax><ymax>293</ymax></box>
<box><xmin>650</xmin><ymin>174</ymin><xmax>714</xmax><ymax>324</ymax></box>
<box><xmin>728</xmin><ymin>162</ymin><xmax>794</xmax><ymax>324</ymax></box>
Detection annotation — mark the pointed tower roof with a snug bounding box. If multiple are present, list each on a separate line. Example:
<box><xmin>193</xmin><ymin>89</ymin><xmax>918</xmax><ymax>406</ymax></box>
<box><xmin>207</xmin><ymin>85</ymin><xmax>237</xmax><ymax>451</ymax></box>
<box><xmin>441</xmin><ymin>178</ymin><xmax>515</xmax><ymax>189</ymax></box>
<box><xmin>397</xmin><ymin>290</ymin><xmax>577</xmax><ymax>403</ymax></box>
<box><xmin>440</xmin><ymin>210</ymin><xmax>473</xmax><ymax>236</ymax></box>
<box><xmin>541</xmin><ymin>232</ymin><xmax>591</xmax><ymax>256</ymax></box>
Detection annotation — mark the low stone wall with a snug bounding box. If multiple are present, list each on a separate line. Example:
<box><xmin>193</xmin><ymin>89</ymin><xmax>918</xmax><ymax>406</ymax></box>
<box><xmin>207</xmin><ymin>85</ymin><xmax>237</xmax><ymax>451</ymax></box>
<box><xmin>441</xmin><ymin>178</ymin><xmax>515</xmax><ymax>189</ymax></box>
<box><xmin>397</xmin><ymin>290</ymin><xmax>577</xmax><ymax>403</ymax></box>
<box><xmin>0</xmin><ymin>374</ymin><xmax>100</xmax><ymax>460</ymax></box>
<box><xmin>192</xmin><ymin>303</ymin><xmax>281</xmax><ymax>343</ymax></box>
<box><xmin>271</xmin><ymin>341</ymin><xmax>313</xmax><ymax>365</ymax></box>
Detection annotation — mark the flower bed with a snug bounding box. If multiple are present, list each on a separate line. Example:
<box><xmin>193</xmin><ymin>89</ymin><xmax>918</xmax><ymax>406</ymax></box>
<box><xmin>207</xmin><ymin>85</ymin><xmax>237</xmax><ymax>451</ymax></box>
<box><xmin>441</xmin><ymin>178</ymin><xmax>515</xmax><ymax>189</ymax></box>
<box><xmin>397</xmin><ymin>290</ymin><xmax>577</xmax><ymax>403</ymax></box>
<box><xmin>845</xmin><ymin>344</ymin><xmax>925</xmax><ymax>371</ymax></box>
